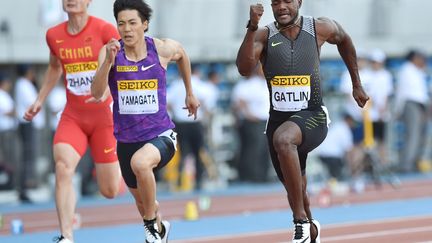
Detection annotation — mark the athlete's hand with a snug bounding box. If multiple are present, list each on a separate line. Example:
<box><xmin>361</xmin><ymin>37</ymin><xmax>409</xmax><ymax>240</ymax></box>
<box><xmin>23</xmin><ymin>101</ymin><xmax>42</xmax><ymax>121</ymax></box>
<box><xmin>249</xmin><ymin>3</ymin><xmax>264</xmax><ymax>27</ymax></box>
<box><xmin>105</xmin><ymin>38</ymin><xmax>120</xmax><ymax>64</ymax></box>
<box><xmin>184</xmin><ymin>94</ymin><xmax>200</xmax><ymax>120</ymax></box>
<box><xmin>352</xmin><ymin>85</ymin><xmax>369</xmax><ymax>108</ymax></box>
<box><xmin>85</xmin><ymin>90</ymin><xmax>109</xmax><ymax>103</ymax></box>
<box><xmin>85</xmin><ymin>96</ymin><xmax>102</xmax><ymax>104</ymax></box>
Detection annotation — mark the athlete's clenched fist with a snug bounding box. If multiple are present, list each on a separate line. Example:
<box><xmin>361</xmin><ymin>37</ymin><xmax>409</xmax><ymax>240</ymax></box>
<box><xmin>249</xmin><ymin>3</ymin><xmax>264</xmax><ymax>27</ymax></box>
<box><xmin>105</xmin><ymin>38</ymin><xmax>120</xmax><ymax>64</ymax></box>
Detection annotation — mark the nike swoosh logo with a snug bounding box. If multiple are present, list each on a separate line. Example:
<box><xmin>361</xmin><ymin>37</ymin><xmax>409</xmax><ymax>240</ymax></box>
<box><xmin>104</xmin><ymin>148</ymin><xmax>114</xmax><ymax>154</ymax></box>
<box><xmin>141</xmin><ymin>64</ymin><xmax>156</xmax><ymax>71</ymax></box>
<box><xmin>56</xmin><ymin>40</ymin><xmax>64</xmax><ymax>44</ymax></box>
<box><xmin>300</xmin><ymin>236</ymin><xmax>309</xmax><ymax>243</ymax></box>
<box><xmin>271</xmin><ymin>41</ymin><xmax>283</xmax><ymax>47</ymax></box>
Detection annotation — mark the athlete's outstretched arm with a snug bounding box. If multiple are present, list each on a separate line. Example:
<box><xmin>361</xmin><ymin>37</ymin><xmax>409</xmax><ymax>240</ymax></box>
<box><xmin>92</xmin><ymin>38</ymin><xmax>120</xmax><ymax>100</ymax></box>
<box><xmin>24</xmin><ymin>53</ymin><xmax>62</xmax><ymax>121</ymax></box>
<box><xmin>157</xmin><ymin>38</ymin><xmax>200</xmax><ymax>120</ymax></box>
<box><xmin>316</xmin><ymin>17</ymin><xmax>369</xmax><ymax>108</ymax></box>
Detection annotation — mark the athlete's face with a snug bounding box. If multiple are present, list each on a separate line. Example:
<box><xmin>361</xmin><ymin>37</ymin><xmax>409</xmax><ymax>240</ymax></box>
<box><xmin>271</xmin><ymin>0</ymin><xmax>302</xmax><ymax>27</ymax></box>
<box><xmin>62</xmin><ymin>0</ymin><xmax>91</xmax><ymax>14</ymax></box>
<box><xmin>117</xmin><ymin>10</ymin><xmax>148</xmax><ymax>46</ymax></box>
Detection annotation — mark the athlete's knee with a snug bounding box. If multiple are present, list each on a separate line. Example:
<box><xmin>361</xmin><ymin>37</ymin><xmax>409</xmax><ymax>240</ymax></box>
<box><xmin>100</xmin><ymin>188</ymin><xmax>118</xmax><ymax>199</ymax></box>
<box><xmin>273</xmin><ymin>132</ymin><xmax>297</xmax><ymax>153</ymax></box>
<box><xmin>130</xmin><ymin>159</ymin><xmax>154</xmax><ymax>176</ymax></box>
<box><xmin>55</xmin><ymin>160</ymin><xmax>75</xmax><ymax>181</ymax></box>
<box><xmin>99</xmin><ymin>184</ymin><xmax>118</xmax><ymax>199</ymax></box>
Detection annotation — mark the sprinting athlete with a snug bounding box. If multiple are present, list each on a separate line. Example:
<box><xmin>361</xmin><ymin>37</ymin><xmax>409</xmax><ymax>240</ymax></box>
<box><xmin>91</xmin><ymin>0</ymin><xmax>200</xmax><ymax>242</ymax></box>
<box><xmin>236</xmin><ymin>1</ymin><xmax>369</xmax><ymax>242</ymax></box>
<box><xmin>24</xmin><ymin>0</ymin><xmax>121</xmax><ymax>242</ymax></box>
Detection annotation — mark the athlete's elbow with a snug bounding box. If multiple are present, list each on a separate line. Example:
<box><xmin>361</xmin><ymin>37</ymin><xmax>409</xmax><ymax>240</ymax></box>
<box><xmin>238</xmin><ymin>69</ymin><xmax>252</xmax><ymax>77</ymax></box>
<box><xmin>236</xmin><ymin>63</ymin><xmax>252</xmax><ymax>77</ymax></box>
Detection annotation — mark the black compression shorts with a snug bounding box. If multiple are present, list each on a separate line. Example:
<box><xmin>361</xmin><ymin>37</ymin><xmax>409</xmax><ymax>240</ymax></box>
<box><xmin>266</xmin><ymin>109</ymin><xmax>328</xmax><ymax>181</ymax></box>
<box><xmin>116</xmin><ymin>132</ymin><xmax>176</xmax><ymax>188</ymax></box>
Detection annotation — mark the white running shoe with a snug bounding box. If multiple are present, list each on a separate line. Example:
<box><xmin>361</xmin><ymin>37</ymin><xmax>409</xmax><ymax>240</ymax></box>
<box><xmin>311</xmin><ymin>219</ymin><xmax>321</xmax><ymax>243</ymax></box>
<box><xmin>53</xmin><ymin>236</ymin><xmax>73</xmax><ymax>243</ymax></box>
<box><xmin>161</xmin><ymin>220</ymin><xmax>171</xmax><ymax>243</ymax></box>
<box><xmin>144</xmin><ymin>220</ymin><xmax>162</xmax><ymax>243</ymax></box>
<box><xmin>292</xmin><ymin>219</ymin><xmax>311</xmax><ymax>243</ymax></box>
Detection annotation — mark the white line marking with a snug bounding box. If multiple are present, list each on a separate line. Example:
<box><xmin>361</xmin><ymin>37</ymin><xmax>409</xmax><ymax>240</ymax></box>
<box><xmin>172</xmin><ymin>215</ymin><xmax>432</xmax><ymax>242</ymax></box>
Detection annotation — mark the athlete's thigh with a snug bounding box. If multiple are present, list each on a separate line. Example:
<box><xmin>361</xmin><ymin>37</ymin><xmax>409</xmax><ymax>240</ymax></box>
<box><xmin>131</xmin><ymin>143</ymin><xmax>161</xmax><ymax>170</ymax></box>
<box><xmin>131</xmin><ymin>135</ymin><xmax>175</xmax><ymax>171</ymax></box>
<box><xmin>88</xmin><ymin>110</ymin><xmax>117</xmax><ymax>163</ymax></box>
<box><xmin>289</xmin><ymin>109</ymin><xmax>328</xmax><ymax>153</ymax></box>
<box><xmin>117</xmin><ymin>141</ymin><xmax>144</xmax><ymax>188</ymax></box>
<box><xmin>53</xmin><ymin>143</ymin><xmax>81</xmax><ymax>171</ymax></box>
<box><xmin>54</xmin><ymin>114</ymin><xmax>88</xmax><ymax>157</ymax></box>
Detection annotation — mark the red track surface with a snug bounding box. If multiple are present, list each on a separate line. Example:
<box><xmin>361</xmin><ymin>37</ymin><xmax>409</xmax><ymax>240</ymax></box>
<box><xmin>1</xmin><ymin>178</ymin><xmax>432</xmax><ymax>242</ymax></box>
<box><xmin>174</xmin><ymin>216</ymin><xmax>432</xmax><ymax>243</ymax></box>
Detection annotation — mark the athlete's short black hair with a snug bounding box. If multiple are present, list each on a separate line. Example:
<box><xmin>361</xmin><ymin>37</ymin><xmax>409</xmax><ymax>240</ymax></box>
<box><xmin>113</xmin><ymin>0</ymin><xmax>152</xmax><ymax>23</ymax></box>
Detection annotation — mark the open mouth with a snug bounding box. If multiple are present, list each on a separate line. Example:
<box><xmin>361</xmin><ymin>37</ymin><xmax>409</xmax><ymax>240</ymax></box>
<box><xmin>278</xmin><ymin>13</ymin><xmax>291</xmax><ymax>20</ymax></box>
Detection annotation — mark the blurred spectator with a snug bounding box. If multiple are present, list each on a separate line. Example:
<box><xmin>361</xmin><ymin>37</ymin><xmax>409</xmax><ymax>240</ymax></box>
<box><xmin>339</xmin><ymin>51</ymin><xmax>374</xmax><ymax>191</ymax></box>
<box><xmin>204</xmin><ymin>70</ymin><xmax>221</xmax><ymax>115</ymax></box>
<box><xmin>0</xmin><ymin>73</ymin><xmax>18</xmax><ymax>190</ymax></box>
<box><xmin>394</xmin><ymin>49</ymin><xmax>429</xmax><ymax>173</ymax></box>
<box><xmin>340</xmin><ymin>50</ymin><xmax>372</xmax><ymax>139</ymax></box>
<box><xmin>366</xmin><ymin>49</ymin><xmax>394</xmax><ymax>163</ymax></box>
<box><xmin>14</xmin><ymin>64</ymin><xmax>40</xmax><ymax>202</ymax></box>
<box><xmin>167</xmin><ymin>64</ymin><xmax>213</xmax><ymax>190</ymax></box>
<box><xmin>317</xmin><ymin>112</ymin><xmax>354</xmax><ymax>181</ymax></box>
<box><xmin>231</xmin><ymin>65</ymin><xmax>271</xmax><ymax>182</ymax></box>
<box><xmin>203</xmin><ymin>70</ymin><xmax>221</xmax><ymax>152</ymax></box>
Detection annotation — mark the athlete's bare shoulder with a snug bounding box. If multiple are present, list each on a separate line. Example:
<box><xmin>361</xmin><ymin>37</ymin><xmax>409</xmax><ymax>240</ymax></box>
<box><xmin>315</xmin><ymin>17</ymin><xmax>338</xmax><ymax>36</ymax></box>
<box><xmin>314</xmin><ymin>16</ymin><xmax>346</xmax><ymax>46</ymax></box>
<box><xmin>153</xmin><ymin>37</ymin><xmax>185</xmax><ymax>68</ymax></box>
<box><xmin>154</xmin><ymin>37</ymin><xmax>182</xmax><ymax>58</ymax></box>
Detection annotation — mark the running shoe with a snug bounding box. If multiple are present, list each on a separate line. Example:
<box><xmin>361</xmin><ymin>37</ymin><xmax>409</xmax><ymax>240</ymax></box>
<box><xmin>161</xmin><ymin>220</ymin><xmax>171</xmax><ymax>243</ymax></box>
<box><xmin>144</xmin><ymin>219</ymin><xmax>162</xmax><ymax>243</ymax></box>
<box><xmin>292</xmin><ymin>219</ymin><xmax>311</xmax><ymax>243</ymax></box>
<box><xmin>52</xmin><ymin>235</ymin><xmax>73</xmax><ymax>243</ymax></box>
<box><xmin>311</xmin><ymin>219</ymin><xmax>321</xmax><ymax>243</ymax></box>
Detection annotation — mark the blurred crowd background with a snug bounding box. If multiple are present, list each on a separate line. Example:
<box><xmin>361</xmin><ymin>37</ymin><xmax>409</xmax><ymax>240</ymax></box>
<box><xmin>1</xmin><ymin>0</ymin><xmax>432</xmax><ymax>203</ymax></box>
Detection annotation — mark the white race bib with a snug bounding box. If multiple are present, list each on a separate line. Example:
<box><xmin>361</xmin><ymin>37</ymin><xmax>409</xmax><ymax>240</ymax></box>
<box><xmin>117</xmin><ymin>79</ymin><xmax>159</xmax><ymax>114</ymax></box>
<box><xmin>64</xmin><ymin>62</ymin><xmax>98</xmax><ymax>96</ymax></box>
<box><xmin>271</xmin><ymin>75</ymin><xmax>311</xmax><ymax>111</ymax></box>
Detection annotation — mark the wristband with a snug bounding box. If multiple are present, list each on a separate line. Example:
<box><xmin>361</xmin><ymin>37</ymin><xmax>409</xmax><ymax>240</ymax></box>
<box><xmin>246</xmin><ymin>20</ymin><xmax>258</xmax><ymax>31</ymax></box>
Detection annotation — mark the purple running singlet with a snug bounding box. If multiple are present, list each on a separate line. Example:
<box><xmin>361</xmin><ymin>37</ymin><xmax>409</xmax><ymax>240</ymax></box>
<box><xmin>108</xmin><ymin>36</ymin><xmax>175</xmax><ymax>143</ymax></box>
